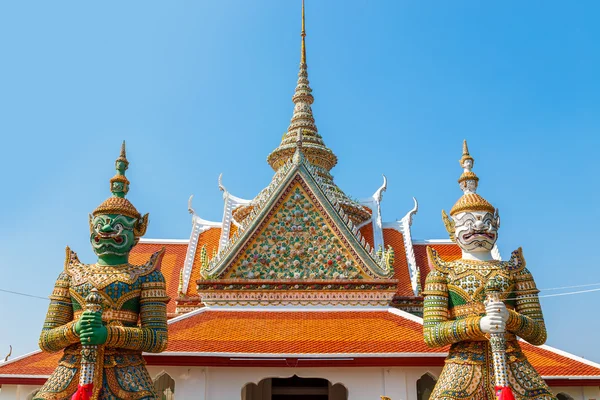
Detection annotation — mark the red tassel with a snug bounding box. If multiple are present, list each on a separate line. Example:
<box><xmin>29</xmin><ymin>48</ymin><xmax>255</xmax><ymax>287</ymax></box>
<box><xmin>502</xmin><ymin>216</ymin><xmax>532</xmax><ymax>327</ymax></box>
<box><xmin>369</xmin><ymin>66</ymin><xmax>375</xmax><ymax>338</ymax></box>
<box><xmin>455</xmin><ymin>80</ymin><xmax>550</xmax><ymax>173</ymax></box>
<box><xmin>71</xmin><ymin>383</ymin><xmax>93</xmax><ymax>400</ymax></box>
<box><xmin>495</xmin><ymin>386</ymin><xmax>516</xmax><ymax>400</ymax></box>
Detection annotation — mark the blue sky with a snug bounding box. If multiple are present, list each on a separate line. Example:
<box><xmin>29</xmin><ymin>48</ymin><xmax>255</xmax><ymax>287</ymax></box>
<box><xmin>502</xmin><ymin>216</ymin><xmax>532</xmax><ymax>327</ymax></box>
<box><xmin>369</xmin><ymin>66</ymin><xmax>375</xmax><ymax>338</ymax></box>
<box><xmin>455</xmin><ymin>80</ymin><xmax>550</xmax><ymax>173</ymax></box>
<box><xmin>1</xmin><ymin>0</ymin><xmax>599</xmax><ymax>364</ymax></box>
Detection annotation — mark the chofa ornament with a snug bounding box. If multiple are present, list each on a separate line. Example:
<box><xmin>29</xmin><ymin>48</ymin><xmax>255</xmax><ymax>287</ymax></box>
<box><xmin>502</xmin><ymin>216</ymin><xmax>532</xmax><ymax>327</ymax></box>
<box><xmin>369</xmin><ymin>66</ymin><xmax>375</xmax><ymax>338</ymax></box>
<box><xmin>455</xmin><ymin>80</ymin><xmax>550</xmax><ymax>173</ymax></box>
<box><xmin>34</xmin><ymin>142</ymin><xmax>169</xmax><ymax>400</ymax></box>
<box><xmin>422</xmin><ymin>140</ymin><xmax>556</xmax><ymax>399</ymax></box>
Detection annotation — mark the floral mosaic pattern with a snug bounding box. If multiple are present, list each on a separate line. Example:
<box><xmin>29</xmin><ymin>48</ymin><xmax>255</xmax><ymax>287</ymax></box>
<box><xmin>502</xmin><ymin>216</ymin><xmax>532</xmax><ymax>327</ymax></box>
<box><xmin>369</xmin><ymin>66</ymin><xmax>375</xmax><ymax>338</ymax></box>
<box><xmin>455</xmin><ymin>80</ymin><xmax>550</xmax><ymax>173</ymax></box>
<box><xmin>227</xmin><ymin>184</ymin><xmax>365</xmax><ymax>280</ymax></box>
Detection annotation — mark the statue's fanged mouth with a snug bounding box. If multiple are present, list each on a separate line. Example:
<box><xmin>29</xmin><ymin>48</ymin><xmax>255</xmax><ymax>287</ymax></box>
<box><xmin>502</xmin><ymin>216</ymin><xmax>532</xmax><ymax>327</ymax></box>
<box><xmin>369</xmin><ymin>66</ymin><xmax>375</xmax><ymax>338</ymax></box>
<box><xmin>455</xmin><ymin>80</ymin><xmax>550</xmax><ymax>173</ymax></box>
<box><xmin>94</xmin><ymin>234</ymin><xmax>124</xmax><ymax>244</ymax></box>
<box><xmin>463</xmin><ymin>232</ymin><xmax>495</xmax><ymax>240</ymax></box>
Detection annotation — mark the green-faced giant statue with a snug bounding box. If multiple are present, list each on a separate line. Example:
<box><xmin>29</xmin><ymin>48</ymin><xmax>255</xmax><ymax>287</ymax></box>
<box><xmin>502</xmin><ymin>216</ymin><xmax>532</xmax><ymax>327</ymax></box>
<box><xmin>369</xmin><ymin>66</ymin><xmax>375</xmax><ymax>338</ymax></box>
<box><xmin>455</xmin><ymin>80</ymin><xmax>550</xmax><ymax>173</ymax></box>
<box><xmin>34</xmin><ymin>142</ymin><xmax>169</xmax><ymax>400</ymax></box>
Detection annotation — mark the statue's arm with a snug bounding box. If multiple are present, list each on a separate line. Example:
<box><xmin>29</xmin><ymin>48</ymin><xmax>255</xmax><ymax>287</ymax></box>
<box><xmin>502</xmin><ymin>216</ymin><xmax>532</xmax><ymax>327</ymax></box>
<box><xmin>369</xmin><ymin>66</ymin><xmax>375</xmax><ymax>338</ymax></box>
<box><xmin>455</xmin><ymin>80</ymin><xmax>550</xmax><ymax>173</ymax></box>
<box><xmin>505</xmin><ymin>267</ymin><xmax>547</xmax><ymax>345</ymax></box>
<box><xmin>423</xmin><ymin>270</ymin><xmax>485</xmax><ymax>347</ymax></box>
<box><xmin>104</xmin><ymin>271</ymin><xmax>169</xmax><ymax>352</ymax></box>
<box><xmin>38</xmin><ymin>272</ymin><xmax>79</xmax><ymax>352</ymax></box>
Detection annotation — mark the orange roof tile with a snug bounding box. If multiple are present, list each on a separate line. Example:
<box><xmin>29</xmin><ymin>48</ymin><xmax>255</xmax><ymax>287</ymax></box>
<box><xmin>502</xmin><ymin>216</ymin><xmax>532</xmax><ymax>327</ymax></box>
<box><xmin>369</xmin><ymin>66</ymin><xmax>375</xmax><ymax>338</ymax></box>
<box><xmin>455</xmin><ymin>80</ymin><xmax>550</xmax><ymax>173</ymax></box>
<box><xmin>383</xmin><ymin>228</ymin><xmax>413</xmax><ymax>297</ymax></box>
<box><xmin>359</xmin><ymin>224</ymin><xmax>374</xmax><ymax>246</ymax></box>
<box><xmin>521</xmin><ymin>342</ymin><xmax>600</xmax><ymax>377</ymax></box>
<box><xmin>413</xmin><ymin>243</ymin><xmax>461</xmax><ymax>290</ymax></box>
<box><xmin>188</xmin><ymin>228</ymin><xmax>221</xmax><ymax>296</ymax></box>
<box><xmin>166</xmin><ymin>309</ymin><xmax>437</xmax><ymax>355</ymax></box>
<box><xmin>130</xmin><ymin>241</ymin><xmax>188</xmax><ymax>315</ymax></box>
<box><xmin>0</xmin><ymin>351</ymin><xmax>61</xmax><ymax>377</ymax></box>
<box><xmin>1</xmin><ymin>310</ymin><xmax>599</xmax><ymax>380</ymax></box>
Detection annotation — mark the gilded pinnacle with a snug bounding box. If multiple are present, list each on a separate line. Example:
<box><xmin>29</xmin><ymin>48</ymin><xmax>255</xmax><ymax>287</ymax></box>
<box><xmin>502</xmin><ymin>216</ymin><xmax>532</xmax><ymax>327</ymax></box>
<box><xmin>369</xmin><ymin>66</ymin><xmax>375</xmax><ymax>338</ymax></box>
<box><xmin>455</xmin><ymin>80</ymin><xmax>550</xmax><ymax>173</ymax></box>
<box><xmin>301</xmin><ymin>0</ymin><xmax>306</xmax><ymax>64</ymax></box>
<box><xmin>450</xmin><ymin>140</ymin><xmax>495</xmax><ymax>216</ymax></box>
<box><xmin>93</xmin><ymin>142</ymin><xmax>141</xmax><ymax>220</ymax></box>
<box><xmin>459</xmin><ymin>139</ymin><xmax>474</xmax><ymax>167</ymax></box>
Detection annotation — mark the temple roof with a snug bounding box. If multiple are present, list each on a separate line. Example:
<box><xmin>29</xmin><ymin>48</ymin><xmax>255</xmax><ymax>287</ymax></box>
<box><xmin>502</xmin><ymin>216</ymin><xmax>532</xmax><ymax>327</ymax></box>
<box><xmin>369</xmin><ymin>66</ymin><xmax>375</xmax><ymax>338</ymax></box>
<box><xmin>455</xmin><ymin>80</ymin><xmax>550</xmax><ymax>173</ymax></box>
<box><xmin>2</xmin><ymin>308</ymin><xmax>599</xmax><ymax>383</ymax></box>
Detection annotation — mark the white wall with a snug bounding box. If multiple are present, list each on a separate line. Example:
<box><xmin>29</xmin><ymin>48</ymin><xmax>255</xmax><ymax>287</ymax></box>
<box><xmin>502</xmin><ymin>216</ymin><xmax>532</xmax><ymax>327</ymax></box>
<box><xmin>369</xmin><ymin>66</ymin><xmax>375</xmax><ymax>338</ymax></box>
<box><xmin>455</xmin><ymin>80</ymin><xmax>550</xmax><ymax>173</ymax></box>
<box><xmin>2</xmin><ymin>371</ymin><xmax>599</xmax><ymax>400</ymax></box>
<box><xmin>147</xmin><ymin>365</ymin><xmax>444</xmax><ymax>400</ymax></box>
<box><xmin>0</xmin><ymin>385</ymin><xmax>41</xmax><ymax>400</ymax></box>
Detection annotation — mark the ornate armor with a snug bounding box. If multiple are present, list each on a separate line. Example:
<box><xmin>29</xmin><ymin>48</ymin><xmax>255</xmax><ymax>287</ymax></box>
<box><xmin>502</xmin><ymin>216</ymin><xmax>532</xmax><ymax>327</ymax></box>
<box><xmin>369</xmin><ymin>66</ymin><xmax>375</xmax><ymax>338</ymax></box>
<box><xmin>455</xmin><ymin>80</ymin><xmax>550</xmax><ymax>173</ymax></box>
<box><xmin>34</xmin><ymin>249</ymin><xmax>168</xmax><ymax>400</ymax></box>
<box><xmin>423</xmin><ymin>140</ymin><xmax>556</xmax><ymax>400</ymax></box>
<box><xmin>424</xmin><ymin>248</ymin><xmax>554</xmax><ymax>399</ymax></box>
<box><xmin>34</xmin><ymin>143</ymin><xmax>169</xmax><ymax>400</ymax></box>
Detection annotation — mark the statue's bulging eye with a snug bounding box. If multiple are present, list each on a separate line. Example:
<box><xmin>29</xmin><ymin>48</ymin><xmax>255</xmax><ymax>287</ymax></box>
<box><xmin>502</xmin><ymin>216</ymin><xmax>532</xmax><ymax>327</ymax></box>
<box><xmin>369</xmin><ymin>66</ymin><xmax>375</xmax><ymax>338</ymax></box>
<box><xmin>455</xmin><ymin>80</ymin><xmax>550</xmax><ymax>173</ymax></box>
<box><xmin>114</xmin><ymin>223</ymin><xmax>124</xmax><ymax>231</ymax></box>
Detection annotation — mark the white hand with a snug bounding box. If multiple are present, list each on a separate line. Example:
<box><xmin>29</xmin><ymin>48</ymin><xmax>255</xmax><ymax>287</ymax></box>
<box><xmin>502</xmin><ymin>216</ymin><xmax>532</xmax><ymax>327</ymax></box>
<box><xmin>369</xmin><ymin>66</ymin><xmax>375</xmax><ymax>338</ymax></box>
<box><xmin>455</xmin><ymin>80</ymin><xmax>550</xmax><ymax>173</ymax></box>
<box><xmin>485</xmin><ymin>300</ymin><xmax>509</xmax><ymax>323</ymax></box>
<box><xmin>480</xmin><ymin>301</ymin><xmax>507</xmax><ymax>334</ymax></box>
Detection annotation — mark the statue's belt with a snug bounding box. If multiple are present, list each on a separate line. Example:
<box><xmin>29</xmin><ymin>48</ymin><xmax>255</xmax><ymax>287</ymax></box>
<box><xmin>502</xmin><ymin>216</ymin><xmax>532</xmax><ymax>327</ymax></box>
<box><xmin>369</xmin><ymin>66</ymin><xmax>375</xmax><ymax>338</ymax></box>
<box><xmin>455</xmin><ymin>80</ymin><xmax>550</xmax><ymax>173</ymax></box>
<box><xmin>74</xmin><ymin>309</ymin><xmax>138</xmax><ymax>324</ymax></box>
<box><xmin>449</xmin><ymin>302</ymin><xmax>515</xmax><ymax>319</ymax></box>
<box><xmin>62</xmin><ymin>347</ymin><xmax>145</xmax><ymax>369</ymax></box>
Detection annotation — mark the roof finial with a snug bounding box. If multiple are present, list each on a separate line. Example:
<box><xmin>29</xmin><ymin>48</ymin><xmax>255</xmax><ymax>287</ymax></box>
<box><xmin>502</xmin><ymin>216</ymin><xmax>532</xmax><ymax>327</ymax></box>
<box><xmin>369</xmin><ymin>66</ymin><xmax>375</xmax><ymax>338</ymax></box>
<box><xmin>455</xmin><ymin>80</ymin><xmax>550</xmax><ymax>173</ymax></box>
<box><xmin>301</xmin><ymin>0</ymin><xmax>306</xmax><ymax>65</ymax></box>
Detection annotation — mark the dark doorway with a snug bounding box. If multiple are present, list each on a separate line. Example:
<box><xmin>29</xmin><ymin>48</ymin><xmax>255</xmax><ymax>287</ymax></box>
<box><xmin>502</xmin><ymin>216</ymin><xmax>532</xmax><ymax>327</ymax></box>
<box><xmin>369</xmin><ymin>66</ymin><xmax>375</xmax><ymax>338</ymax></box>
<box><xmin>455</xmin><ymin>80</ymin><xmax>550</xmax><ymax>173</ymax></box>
<box><xmin>272</xmin><ymin>376</ymin><xmax>328</xmax><ymax>400</ymax></box>
<box><xmin>242</xmin><ymin>375</ymin><xmax>347</xmax><ymax>400</ymax></box>
<box><xmin>416</xmin><ymin>373</ymin><xmax>436</xmax><ymax>400</ymax></box>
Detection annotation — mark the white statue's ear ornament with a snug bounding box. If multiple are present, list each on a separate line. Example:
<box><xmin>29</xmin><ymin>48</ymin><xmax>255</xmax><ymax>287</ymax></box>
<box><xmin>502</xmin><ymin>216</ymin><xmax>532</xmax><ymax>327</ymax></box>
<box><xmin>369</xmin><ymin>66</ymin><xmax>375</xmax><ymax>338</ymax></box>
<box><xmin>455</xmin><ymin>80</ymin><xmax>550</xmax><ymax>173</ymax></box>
<box><xmin>494</xmin><ymin>208</ymin><xmax>501</xmax><ymax>230</ymax></box>
<box><xmin>442</xmin><ymin>210</ymin><xmax>456</xmax><ymax>242</ymax></box>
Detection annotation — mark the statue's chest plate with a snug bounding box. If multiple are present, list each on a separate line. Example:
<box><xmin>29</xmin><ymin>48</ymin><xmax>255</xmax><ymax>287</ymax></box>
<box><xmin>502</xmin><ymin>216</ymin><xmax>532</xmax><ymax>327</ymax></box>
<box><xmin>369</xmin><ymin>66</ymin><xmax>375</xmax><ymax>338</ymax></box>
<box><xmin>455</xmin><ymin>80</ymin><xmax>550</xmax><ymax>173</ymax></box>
<box><xmin>67</xmin><ymin>263</ymin><xmax>153</xmax><ymax>316</ymax></box>
<box><xmin>447</xmin><ymin>262</ymin><xmax>514</xmax><ymax>303</ymax></box>
<box><xmin>68</xmin><ymin>262</ymin><xmax>153</xmax><ymax>289</ymax></box>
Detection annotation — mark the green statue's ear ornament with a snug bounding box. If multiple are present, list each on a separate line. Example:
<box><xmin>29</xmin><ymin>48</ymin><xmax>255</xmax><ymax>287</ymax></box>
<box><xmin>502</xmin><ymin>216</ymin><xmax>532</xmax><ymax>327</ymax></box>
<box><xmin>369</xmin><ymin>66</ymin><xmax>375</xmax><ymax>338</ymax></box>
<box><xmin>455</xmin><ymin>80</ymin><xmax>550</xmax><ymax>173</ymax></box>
<box><xmin>442</xmin><ymin>209</ymin><xmax>456</xmax><ymax>242</ymax></box>
<box><xmin>88</xmin><ymin>214</ymin><xmax>94</xmax><ymax>235</ymax></box>
<box><xmin>134</xmin><ymin>213</ymin><xmax>149</xmax><ymax>238</ymax></box>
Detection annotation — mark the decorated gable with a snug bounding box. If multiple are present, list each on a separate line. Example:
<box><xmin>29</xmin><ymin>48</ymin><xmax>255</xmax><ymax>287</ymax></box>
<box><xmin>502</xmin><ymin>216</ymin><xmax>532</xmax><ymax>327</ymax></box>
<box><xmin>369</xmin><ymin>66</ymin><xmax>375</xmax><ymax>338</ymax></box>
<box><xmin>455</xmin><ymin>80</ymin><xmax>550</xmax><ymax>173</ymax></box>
<box><xmin>224</xmin><ymin>179</ymin><xmax>370</xmax><ymax>280</ymax></box>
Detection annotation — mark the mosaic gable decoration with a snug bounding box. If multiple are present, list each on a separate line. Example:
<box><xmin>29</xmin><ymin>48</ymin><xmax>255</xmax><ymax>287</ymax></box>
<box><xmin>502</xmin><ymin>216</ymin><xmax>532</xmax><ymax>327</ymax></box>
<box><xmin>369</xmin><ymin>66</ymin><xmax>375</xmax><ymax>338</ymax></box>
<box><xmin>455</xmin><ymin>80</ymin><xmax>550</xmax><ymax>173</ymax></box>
<box><xmin>195</xmin><ymin>158</ymin><xmax>398</xmax><ymax>306</ymax></box>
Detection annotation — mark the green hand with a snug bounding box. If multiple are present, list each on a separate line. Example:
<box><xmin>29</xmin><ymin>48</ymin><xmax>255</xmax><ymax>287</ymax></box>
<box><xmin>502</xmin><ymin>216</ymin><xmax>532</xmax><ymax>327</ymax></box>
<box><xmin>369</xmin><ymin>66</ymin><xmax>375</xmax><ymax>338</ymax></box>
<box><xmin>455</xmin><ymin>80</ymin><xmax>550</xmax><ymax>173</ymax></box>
<box><xmin>77</xmin><ymin>311</ymin><xmax>107</xmax><ymax>345</ymax></box>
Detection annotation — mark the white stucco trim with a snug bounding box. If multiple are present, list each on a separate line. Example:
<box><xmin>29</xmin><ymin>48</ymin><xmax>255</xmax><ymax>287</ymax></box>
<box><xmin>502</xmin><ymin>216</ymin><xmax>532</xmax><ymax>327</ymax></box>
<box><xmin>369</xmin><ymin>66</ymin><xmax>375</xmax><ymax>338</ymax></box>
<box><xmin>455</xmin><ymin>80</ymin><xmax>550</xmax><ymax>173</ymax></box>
<box><xmin>537</xmin><ymin>343</ymin><xmax>600</xmax><ymax>369</ymax></box>
<box><xmin>0</xmin><ymin>350</ymin><xmax>42</xmax><ymax>367</ymax></box>
<box><xmin>139</xmin><ymin>238</ymin><xmax>189</xmax><ymax>244</ymax></box>
<box><xmin>203</xmin><ymin>305</ymin><xmax>391</xmax><ymax>312</ymax></box>
<box><xmin>412</xmin><ymin>239</ymin><xmax>453</xmax><ymax>244</ymax></box>
<box><xmin>0</xmin><ymin>374</ymin><xmax>50</xmax><ymax>379</ymax></box>
<box><xmin>387</xmin><ymin>307</ymin><xmax>424</xmax><ymax>324</ymax></box>
<box><xmin>166</xmin><ymin>306</ymin><xmax>212</xmax><ymax>324</ymax></box>
<box><xmin>542</xmin><ymin>375</ymin><xmax>600</xmax><ymax>379</ymax></box>
<box><xmin>148</xmin><ymin>352</ymin><xmax>448</xmax><ymax>358</ymax></box>
<box><xmin>358</xmin><ymin>175</ymin><xmax>387</xmax><ymax>252</ymax></box>
<box><xmin>383</xmin><ymin>197</ymin><xmax>420</xmax><ymax>295</ymax></box>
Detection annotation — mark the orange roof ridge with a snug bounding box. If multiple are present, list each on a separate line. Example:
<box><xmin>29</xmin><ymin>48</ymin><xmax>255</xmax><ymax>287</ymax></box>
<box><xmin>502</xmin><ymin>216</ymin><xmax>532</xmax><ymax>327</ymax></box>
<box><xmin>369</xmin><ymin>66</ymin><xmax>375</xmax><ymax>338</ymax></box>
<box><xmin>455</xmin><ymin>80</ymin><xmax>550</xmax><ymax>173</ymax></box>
<box><xmin>536</xmin><ymin>343</ymin><xmax>600</xmax><ymax>370</ymax></box>
<box><xmin>0</xmin><ymin>349</ymin><xmax>43</xmax><ymax>368</ymax></box>
<box><xmin>139</xmin><ymin>238</ymin><xmax>189</xmax><ymax>244</ymax></box>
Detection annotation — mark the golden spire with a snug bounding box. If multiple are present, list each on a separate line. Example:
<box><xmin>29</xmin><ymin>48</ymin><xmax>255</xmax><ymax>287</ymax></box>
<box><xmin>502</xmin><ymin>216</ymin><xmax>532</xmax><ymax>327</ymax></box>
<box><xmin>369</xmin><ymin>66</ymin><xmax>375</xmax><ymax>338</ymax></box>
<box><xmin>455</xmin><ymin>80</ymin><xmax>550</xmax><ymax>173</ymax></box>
<box><xmin>459</xmin><ymin>139</ymin><xmax>474</xmax><ymax>167</ymax></box>
<box><xmin>240</xmin><ymin>0</ymin><xmax>370</xmax><ymax>226</ymax></box>
<box><xmin>93</xmin><ymin>141</ymin><xmax>142</xmax><ymax>220</ymax></box>
<box><xmin>301</xmin><ymin>0</ymin><xmax>306</xmax><ymax>64</ymax></box>
<box><xmin>267</xmin><ymin>0</ymin><xmax>338</xmax><ymax>172</ymax></box>
<box><xmin>449</xmin><ymin>140</ymin><xmax>495</xmax><ymax>216</ymax></box>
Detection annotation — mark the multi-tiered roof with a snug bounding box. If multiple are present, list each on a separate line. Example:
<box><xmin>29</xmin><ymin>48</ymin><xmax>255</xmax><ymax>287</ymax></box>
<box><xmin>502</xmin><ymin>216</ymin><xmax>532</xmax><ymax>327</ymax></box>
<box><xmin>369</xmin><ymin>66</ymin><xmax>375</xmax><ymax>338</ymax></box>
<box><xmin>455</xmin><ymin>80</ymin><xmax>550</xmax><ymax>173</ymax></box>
<box><xmin>1</xmin><ymin>1</ymin><xmax>599</xmax><ymax>389</ymax></box>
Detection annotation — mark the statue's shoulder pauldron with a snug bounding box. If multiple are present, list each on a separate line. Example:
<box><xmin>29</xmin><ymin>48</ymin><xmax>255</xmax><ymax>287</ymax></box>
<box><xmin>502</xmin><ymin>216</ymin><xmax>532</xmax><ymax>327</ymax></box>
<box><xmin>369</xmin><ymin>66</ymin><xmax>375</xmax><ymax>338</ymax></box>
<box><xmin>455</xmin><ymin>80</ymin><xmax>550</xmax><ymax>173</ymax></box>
<box><xmin>504</xmin><ymin>247</ymin><xmax>526</xmax><ymax>273</ymax></box>
<box><xmin>135</xmin><ymin>247</ymin><xmax>166</xmax><ymax>278</ymax></box>
<box><xmin>64</xmin><ymin>246</ymin><xmax>84</xmax><ymax>274</ymax></box>
<box><xmin>426</xmin><ymin>246</ymin><xmax>452</xmax><ymax>274</ymax></box>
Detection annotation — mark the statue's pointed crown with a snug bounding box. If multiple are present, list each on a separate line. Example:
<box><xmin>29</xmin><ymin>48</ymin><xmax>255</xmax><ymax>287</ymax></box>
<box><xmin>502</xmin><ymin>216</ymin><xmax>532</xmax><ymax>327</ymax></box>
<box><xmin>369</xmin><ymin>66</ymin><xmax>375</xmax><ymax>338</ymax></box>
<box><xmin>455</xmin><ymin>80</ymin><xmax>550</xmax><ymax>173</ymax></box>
<box><xmin>449</xmin><ymin>140</ymin><xmax>495</xmax><ymax>216</ymax></box>
<box><xmin>92</xmin><ymin>141</ymin><xmax>142</xmax><ymax>219</ymax></box>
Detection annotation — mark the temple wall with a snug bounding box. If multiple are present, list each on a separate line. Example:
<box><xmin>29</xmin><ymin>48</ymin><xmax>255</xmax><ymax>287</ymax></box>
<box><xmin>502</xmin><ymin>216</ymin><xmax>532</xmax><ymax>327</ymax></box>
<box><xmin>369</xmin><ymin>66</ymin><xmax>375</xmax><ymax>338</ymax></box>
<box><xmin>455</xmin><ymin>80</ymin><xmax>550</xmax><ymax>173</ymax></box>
<box><xmin>0</xmin><ymin>374</ymin><xmax>598</xmax><ymax>399</ymax></box>
<box><xmin>146</xmin><ymin>365</ymin><xmax>445</xmax><ymax>400</ymax></box>
<box><xmin>0</xmin><ymin>385</ymin><xmax>41</xmax><ymax>400</ymax></box>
